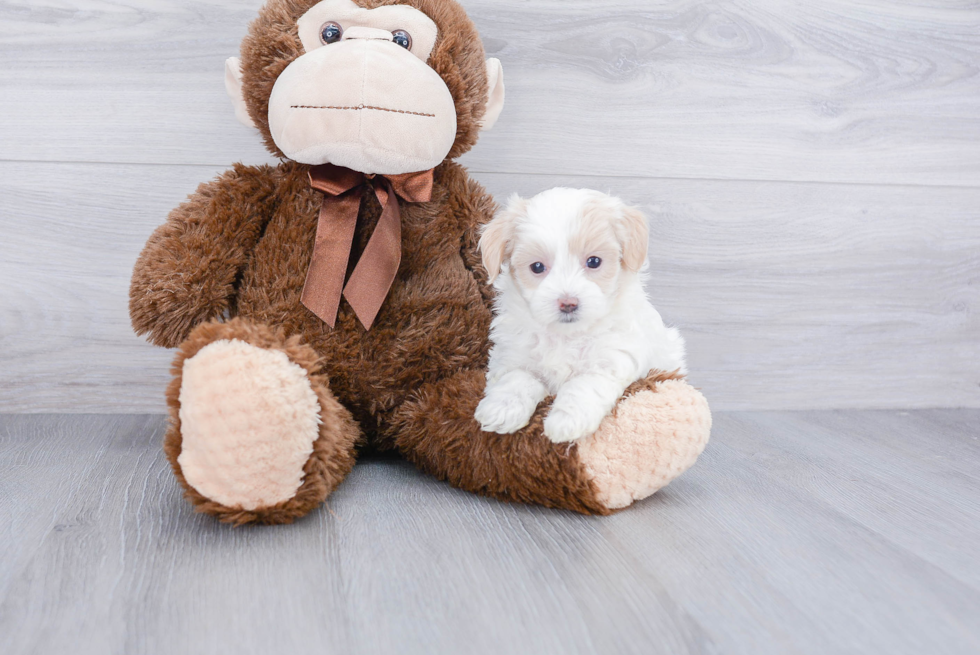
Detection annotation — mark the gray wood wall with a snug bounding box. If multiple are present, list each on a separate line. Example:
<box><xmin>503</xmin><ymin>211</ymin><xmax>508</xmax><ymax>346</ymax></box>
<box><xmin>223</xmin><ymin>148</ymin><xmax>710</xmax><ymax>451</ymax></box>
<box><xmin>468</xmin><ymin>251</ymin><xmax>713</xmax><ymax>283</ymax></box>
<box><xmin>1</xmin><ymin>0</ymin><xmax>978</xmax><ymax>412</ymax></box>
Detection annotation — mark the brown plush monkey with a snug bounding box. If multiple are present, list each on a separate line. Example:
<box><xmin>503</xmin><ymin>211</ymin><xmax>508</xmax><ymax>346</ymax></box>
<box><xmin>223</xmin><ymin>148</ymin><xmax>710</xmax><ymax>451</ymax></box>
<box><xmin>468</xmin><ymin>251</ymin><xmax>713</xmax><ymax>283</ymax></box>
<box><xmin>130</xmin><ymin>0</ymin><xmax>711</xmax><ymax>525</ymax></box>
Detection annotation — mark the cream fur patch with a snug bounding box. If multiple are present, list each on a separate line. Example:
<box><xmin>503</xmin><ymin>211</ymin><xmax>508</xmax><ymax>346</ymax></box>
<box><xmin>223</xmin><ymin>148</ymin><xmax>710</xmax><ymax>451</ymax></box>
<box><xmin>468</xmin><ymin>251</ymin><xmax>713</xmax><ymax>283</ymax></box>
<box><xmin>578</xmin><ymin>379</ymin><xmax>711</xmax><ymax>509</ymax></box>
<box><xmin>177</xmin><ymin>339</ymin><xmax>322</xmax><ymax>511</ymax></box>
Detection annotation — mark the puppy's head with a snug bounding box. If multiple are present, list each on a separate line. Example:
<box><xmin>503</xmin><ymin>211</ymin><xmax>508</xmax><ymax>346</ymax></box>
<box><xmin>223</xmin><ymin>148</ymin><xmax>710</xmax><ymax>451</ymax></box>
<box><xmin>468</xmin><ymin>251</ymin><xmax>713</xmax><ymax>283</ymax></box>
<box><xmin>480</xmin><ymin>188</ymin><xmax>648</xmax><ymax>329</ymax></box>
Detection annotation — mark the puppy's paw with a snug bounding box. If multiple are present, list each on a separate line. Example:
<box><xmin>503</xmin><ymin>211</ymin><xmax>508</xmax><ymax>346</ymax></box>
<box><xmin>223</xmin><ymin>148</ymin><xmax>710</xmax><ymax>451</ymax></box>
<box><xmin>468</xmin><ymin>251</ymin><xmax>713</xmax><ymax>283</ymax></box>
<box><xmin>475</xmin><ymin>394</ymin><xmax>535</xmax><ymax>434</ymax></box>
<box><xmin>543</xmin><ymin>406</ymin><xmax>599</xmax><ymax>443</ymax></box>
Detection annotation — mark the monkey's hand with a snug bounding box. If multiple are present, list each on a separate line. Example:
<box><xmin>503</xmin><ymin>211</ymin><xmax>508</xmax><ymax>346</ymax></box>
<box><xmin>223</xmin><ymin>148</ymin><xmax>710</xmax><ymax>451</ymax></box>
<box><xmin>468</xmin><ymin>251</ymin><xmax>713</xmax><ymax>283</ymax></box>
<box><xmin>129</xmin><ymin>164</ymin><xmax>280</xmax><ymax>348</ymax></box>
<box><xmin>455</xmin><ymin>165</ymin><xmax>499</xmax><ymax>312</ymax></box>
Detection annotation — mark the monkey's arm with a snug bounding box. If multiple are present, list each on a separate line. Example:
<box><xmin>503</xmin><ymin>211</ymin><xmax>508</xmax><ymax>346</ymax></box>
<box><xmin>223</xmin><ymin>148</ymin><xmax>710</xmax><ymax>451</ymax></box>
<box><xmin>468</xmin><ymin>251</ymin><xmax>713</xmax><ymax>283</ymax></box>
<box><xmin>455</xmin><ymin>169</ymin><xmax>498</xmax><ymax>311</ymax></box>
<box><xmin>129</xmin><ymin>163</ymin><xmax>280</xmax><ymax>348</ymax></box>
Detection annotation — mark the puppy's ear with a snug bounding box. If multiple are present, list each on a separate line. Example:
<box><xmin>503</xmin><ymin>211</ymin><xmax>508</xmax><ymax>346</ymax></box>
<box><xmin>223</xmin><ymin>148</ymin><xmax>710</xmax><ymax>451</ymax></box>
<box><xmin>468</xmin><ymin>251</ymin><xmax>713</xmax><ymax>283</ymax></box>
<box><xmin>480</xmin><ymin>194</ymin><xmax>525</xmax><ymax>283</ymax></box>
<box><xmin>617</xmin><ymin>205</ymin><xmax>649</xmax><ymax>272</ymax></box>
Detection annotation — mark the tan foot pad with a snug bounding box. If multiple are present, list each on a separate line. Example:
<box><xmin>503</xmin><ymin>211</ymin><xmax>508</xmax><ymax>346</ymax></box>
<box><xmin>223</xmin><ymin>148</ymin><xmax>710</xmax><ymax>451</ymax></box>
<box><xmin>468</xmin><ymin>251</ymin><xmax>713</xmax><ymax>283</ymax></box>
<box><xmin>177</xmin><ymin>339</ymin><xmax>321</xmax><ymax>510</ymax></box>
<box><xmin>577</xmin><ymin>379</ymin><xmax>711</xmax><ymax>510</ymax></box>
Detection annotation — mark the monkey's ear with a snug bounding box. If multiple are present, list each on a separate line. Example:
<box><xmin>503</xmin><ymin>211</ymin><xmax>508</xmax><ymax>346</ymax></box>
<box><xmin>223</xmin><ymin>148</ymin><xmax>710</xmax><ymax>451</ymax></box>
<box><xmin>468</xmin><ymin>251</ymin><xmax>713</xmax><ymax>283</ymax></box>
<box><xmin>479</xmin><ymin>58</ymin><xmax>505</xmax><ymax>131</ymax></box>
<box><xmin>224</xmin><ymin>57</ymin><xmax>256</xmax><ymax>129</ymax></box>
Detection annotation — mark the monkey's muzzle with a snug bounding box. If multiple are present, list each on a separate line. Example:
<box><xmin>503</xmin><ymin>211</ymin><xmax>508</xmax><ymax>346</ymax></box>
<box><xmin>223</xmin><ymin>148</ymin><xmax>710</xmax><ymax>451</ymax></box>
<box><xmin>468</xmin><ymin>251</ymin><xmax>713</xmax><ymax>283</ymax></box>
<box><xmin>268</xmin><ymin>39</ymin><xmax>457</xmax><ymax>175</ymax></box>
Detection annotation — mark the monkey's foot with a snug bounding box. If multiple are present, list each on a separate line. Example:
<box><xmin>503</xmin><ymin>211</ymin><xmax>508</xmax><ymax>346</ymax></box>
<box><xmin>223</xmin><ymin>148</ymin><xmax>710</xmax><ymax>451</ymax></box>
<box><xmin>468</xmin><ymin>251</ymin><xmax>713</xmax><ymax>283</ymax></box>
<box><xmin>165</xmin><ymin>319</ymin><xmax>359</xmax><ymax>525</ymax></box>
<box><xmin>576</xmin><ymin>374</ymin><xmax>711</xmax><ymax>510</ymax></box>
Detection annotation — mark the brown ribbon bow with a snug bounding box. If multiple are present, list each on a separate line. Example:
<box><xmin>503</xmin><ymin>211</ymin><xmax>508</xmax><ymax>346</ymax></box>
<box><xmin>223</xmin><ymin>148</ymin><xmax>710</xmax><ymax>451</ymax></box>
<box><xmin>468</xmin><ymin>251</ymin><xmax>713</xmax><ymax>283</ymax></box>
<box><xmin>301</xmin><ymin>163</ymin><xmax>433</xmax><ymax>330</ymax></box>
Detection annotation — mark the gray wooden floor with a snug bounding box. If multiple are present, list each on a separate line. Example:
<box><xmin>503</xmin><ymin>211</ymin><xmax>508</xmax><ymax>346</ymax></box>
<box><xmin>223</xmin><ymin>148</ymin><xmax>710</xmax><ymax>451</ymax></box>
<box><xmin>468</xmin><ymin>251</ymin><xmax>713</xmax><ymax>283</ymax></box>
<box><xmin>1</xmin><ymin>410</ymin><xmax>977</xmax><ymax>654</ymax></box>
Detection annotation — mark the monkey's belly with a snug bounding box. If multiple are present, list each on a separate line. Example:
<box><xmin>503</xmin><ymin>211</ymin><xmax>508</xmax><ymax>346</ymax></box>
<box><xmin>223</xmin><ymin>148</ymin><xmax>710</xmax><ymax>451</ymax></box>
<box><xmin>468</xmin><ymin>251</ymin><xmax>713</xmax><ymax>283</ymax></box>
<box><xmin>235</xmin><ymin>252</ymin><xmax>491</xmax><ymax>428</ymax></box>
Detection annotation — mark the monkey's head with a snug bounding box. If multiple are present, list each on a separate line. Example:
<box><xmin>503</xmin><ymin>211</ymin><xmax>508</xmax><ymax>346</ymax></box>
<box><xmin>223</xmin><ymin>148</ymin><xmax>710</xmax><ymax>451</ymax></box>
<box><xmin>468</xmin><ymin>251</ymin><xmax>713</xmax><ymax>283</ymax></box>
<box><xmin>225</xmin><ymin>0</ymin><xmax>505</xmax><ymax>175</ymax></box>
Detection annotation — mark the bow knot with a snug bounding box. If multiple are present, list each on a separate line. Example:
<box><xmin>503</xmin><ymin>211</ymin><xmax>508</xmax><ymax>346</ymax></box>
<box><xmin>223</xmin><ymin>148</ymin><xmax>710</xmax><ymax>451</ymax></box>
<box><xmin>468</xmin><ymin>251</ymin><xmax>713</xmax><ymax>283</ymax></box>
<box><xmin>301</xmin><ymin>163</ymin><xmax>434</xmax><ymax>329</ymax></box>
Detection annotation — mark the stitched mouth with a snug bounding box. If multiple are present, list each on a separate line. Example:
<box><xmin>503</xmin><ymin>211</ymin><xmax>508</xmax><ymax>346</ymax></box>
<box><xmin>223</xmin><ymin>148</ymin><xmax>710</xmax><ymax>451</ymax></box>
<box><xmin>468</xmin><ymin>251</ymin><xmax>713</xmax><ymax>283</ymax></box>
<box><xmin>290</xmin><ymin>104</ymin><xmax>435</xmax><ymax>118</ymax></box>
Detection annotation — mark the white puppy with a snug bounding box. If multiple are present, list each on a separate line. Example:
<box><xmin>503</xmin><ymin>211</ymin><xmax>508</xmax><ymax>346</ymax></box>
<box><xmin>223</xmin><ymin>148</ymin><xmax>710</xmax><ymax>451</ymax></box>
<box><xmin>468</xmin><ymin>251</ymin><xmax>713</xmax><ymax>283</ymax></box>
<box><xmin>474</xmin><ymin>188</ymin><xmax>686</xmax><ymax>443</ymax></box>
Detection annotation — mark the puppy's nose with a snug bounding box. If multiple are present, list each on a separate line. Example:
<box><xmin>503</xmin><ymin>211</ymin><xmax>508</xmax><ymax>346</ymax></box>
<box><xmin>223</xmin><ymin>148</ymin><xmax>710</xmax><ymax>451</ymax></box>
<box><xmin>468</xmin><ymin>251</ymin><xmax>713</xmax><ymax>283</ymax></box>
<box><xmin>558</xmin><ymin>296</ymin><xmax>579</xmax><ymax>314</ymax></box>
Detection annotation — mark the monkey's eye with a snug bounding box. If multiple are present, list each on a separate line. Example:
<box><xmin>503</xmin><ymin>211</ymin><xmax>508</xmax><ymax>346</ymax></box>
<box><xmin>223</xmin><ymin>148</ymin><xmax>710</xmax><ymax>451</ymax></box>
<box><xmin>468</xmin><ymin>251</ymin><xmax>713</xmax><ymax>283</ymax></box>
<box><xmin>391</xmin><ymin>29</ymin><xmax>412</xmax><ymax>49</ymax></box>
<box><xmin>586</xmin><ymin>256</ymin><xmax>602</xmax><ymax>269</ymax></box>
<box><xmin>319</xmin><ymin>22</ymin><xmax>343</xmax><ymax>44</ymax></box>
<box><xmin>530</xmin><ymin>262</ymin><xmax>547</xmax><ymax>275</ymax></box>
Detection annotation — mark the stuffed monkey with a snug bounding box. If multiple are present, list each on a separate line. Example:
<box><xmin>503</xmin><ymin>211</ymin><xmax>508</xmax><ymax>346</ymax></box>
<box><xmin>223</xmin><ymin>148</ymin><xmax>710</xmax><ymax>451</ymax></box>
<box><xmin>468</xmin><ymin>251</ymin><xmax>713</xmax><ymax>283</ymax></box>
<box><xmin>130</xmin><ymin>0</ymin><xmax>711</xmax><ymax>525</ymax></box>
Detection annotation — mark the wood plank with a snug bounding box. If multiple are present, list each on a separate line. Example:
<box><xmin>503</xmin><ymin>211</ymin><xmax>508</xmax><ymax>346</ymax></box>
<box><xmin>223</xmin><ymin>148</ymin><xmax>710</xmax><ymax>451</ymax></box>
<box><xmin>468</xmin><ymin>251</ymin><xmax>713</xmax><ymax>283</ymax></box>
<box><xmin>467</xmin><ymin>0</ymin><xmax>980</xmax><ymax>185</ymax></box>
<box><xmin>1</xmin><ymin>0</ymin><xmax>978</xmax><ymax>186</ymax></box>
<box><xmin>1</xmin><ymin>161</ymin><xmax>977</xmax><ymax>412</ymax></box>
<box><xmin>0</xmin><ymin>411</ymin><xmax>978</xmax><ymax>654</ymax></box>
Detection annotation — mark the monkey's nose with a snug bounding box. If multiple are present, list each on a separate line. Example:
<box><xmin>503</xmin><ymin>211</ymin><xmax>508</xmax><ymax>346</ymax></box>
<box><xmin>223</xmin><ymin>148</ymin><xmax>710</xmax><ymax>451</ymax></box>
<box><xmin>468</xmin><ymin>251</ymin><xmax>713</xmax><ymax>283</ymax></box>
<box><xmin>342</xmin><ymin>26</ymin><xmax>395</xmax><ymax>42</ymax></box>
<box><xmin>558</xmin><ymin>297</ymin><xmax>579</xmax><ymax>314</ymax></box>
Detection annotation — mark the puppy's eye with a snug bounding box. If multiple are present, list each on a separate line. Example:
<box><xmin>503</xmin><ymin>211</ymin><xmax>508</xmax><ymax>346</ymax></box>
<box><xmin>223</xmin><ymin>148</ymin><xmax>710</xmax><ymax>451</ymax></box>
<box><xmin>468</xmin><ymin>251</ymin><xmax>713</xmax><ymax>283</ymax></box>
<box><xmin>586</xmin><ymin>256</ymin><xmax>602</xmax><ymax>269</ymax></box>
<box><xmin>320</xmin><ymin>22</ymin><xmax>343</xmax><ymax>44</ymax></box>
<box><xmin>392</xmin><ymin>29</ymin><xmax>412</xmax><ymax>49</ymax></box>
<box><xmin>530</xmin><ymin>262</ymin><xmax>547</xmax><ymax>275</ymax></box>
